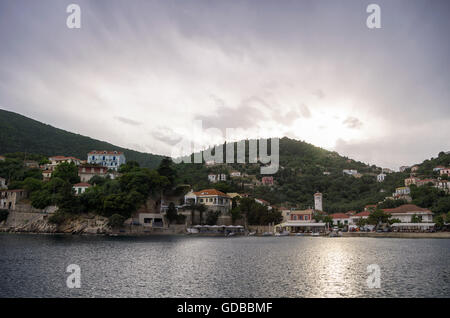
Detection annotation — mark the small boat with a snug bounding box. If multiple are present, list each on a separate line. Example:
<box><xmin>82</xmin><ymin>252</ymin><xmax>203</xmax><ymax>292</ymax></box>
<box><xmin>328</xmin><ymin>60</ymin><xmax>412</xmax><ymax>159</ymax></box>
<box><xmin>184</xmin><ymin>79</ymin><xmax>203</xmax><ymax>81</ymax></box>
<box><xmin>248</xmin><ymin>231</ymin><xmax>256</xmax><ymax>236</ymax></box>
<box><xmin>227</xmin><ymin>232</ymin><xmax>236</xmax><ymax>237</ymax></box>
<box><xmin>311</xmin><ymin>232</ymin><xmax>320</xmax><ymax>237</ymax></box>
<box><xmin>295</xmin><ymin>233</ymin><xmax>305</xmax><ymax>236</ymax></box>
<box><xmin>275</xmin><ymin>231</ymin><xmax>290</xmax><ymax>237</ymax></box>
<box><xmin>262</xmin><ymin>232</ymin><xmax>273</xmax><ymax>236</ymax></box>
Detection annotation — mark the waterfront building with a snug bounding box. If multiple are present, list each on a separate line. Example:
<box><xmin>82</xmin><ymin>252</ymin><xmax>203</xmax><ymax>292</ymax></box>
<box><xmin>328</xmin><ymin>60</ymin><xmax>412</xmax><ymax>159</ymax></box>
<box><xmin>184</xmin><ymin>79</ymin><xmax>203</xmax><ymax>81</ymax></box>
<box><xmin>73</xmin><ymin>183</ymin><xmax>92</xmax><ymax>195</ymax></box>
<box><xmin>350</xmin><ymin>211</ymin><xmax>370</xmax><ymax>224</ymax></box>
<box><xmin>440</xmin><ymin>168</ymin><xmax>450</xmax><ymax>176</ymax></box>
<box><xmin>288</xmin><ymin>209</ymin><xmax>314</xmax><ymax>222</ymax></box>
<box><xmin>184</xmin><ymin>189</ymin><xmax>231</xmax><ymax>213</ymax></box>
<box><xmin>383</xmin><ymin>204</ymin><xmax>433</xmax><ymax>223</ymax></box>
<box><xmin>87</xmin><ymin>151</ymin><xmax>125</xmax><ymax>171</ymax></box>
<box><xmin>314</xmin><ymin>192</ymin><xmax>323</xmax><ymax>211</ymax></box>
<box><xmin>331</xmin><ymin>213</ymin><xmax>350</xmax><ymax>226</ymax></box>
<box><xmin>0</xmin><ymin>189</ymin><xmax>27</xmax><ymax>210</ymax></box>
<box><xmin>138</xmin><ymin>213</ymin><xmax>165</xmax><ymax>228</ymax></box>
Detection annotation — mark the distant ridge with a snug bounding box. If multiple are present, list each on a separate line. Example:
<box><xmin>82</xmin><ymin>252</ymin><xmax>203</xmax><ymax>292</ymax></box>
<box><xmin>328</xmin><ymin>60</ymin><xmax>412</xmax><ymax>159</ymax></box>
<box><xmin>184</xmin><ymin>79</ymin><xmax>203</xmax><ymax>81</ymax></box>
<box><xmin>0</xmin><ymin>109</ymin><xmax>164</xmax><ymax>168</ymax></box>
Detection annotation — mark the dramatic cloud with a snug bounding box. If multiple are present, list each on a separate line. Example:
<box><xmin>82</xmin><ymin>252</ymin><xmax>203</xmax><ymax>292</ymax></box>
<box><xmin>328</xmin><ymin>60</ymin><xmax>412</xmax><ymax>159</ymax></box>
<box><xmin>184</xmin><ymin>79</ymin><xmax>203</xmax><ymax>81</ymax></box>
<box><xmin>0</xmin><ymin>0</ymin><xmax>449</xmax><ymax>169</ymax></box>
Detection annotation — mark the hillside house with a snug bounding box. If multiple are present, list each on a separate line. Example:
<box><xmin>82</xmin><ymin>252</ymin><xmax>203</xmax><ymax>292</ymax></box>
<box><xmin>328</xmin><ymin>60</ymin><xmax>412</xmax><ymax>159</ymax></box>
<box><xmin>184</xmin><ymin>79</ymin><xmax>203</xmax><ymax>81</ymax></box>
<box><xmin>261</xmin><ymin>176</ymin><xmax>274</xmax><ymax>186</ymax></box>
<box><xmin>230</xmin><ymin>171</ymin><xmax>241</xmax><ymax>178</ymax></box>
<box><xmin>377</xmin><ymin>173</ymin><xmax>386</xmax><ymax>182</ymax></box>
<box><xmin>49</xmin><ymin>156</ymin><xmax>82</xmax><ymax>170</ymax></box>
<box><xmin>73</xmin><ymin>183</ymin><xmax>92</xmax><ymax>195</ymax></box>
<box><xmin>87</xmin><ymin>151</ymin><xmax>126</xmax><ymax>171</ymax></box>
<box><xmin>440</xmin><ymin>168</ymin><xmax>450</xmax><ymax>176</ymax></box>
<box><xmin>78</xmin><ymin>165</ymin><xmax>110</xmax><ymax>182</ymax></box>
<box><xmin>343</xmin><ymin>169</ymin><xmax>358</xmax><ymax>176</ymax></box>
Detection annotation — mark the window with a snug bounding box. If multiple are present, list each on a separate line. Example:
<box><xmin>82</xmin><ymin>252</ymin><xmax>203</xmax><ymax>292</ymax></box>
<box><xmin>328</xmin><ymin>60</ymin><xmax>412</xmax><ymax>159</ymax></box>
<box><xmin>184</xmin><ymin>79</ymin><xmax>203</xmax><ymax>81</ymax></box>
<box><xmin>144</xmin><ymin>218</ymin><xmax>152</xmax><ymax>224</ymax></box>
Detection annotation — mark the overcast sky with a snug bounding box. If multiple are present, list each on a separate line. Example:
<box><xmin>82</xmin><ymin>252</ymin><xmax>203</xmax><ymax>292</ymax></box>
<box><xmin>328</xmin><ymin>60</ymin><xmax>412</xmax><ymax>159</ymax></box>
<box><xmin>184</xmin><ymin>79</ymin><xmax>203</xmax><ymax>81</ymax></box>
<box><xmin>1</xmin><ymin>0</ymin><xmax>449</xmax><ymax>169</ymax></box>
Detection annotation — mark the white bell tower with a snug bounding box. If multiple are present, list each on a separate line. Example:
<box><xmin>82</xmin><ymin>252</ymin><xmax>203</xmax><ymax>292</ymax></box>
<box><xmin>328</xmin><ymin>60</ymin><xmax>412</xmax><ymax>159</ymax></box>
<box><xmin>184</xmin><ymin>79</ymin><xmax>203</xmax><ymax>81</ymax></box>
<box><xmin>314</xmin><ymin>192</ymin><xmax>323</xmax><ymax>211</ymax></box>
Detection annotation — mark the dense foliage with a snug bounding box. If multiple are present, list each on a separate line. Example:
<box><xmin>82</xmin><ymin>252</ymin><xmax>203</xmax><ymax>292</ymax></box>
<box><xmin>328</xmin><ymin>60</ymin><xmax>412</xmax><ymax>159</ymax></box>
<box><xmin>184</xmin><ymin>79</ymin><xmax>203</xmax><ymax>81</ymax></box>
<box><xmin>0</xmin><ymin>109</ymin><xmax>164</xmax><ymax>168</ymax></box>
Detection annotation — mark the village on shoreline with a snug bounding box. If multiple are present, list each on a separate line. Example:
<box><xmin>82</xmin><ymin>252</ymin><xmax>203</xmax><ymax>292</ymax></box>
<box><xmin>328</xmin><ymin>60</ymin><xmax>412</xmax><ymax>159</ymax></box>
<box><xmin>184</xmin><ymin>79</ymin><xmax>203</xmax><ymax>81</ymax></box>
<box><xmin>1</xmin><ymin>150</ymin><xmax>450</xmax><ymax>238</ymax></box>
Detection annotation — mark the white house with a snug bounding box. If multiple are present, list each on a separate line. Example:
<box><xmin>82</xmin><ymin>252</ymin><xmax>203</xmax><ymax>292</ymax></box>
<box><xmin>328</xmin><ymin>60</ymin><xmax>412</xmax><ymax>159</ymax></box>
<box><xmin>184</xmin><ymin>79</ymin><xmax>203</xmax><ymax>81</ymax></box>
<box><xmin>343</xmin><ymin>169</ymin><xmax>358</xmax><ymax>176</ymax></box>
<box><xmin>383</xmin><ymin>204</ymin><xmax>433</xmax><ymax>223</ymax></box>
<box><xmin>377</xmin><ymin>173</ymin><xmax>386</xmax><ymax>182</ymax></box>
<box><xmin>87</xmin><ymin>151</ymin><xmax>126</xmax><ymax>171</ymax></box>
<box><xmin>138</xmin><ymin>213</ymin><xmax>165</xmax><ymax>228</ymax></box>
<box><xmin>393</xmin><ymin>186</ymin><xmax>410</xmax><ymax>197</ymax></box>
<box><xmin>73</xmin><ymin>183</ymin><xmax>91</xmax><ymax>195</ymax></box>
<box><xmin>331</xmin><ymin>213</ymin><xmax>350</xmax><ymax>226</ymax></box>
<box><xmin>208</xmin><ymin>173</ymin><xmax>226</xmax><ymax>183</ymax></box>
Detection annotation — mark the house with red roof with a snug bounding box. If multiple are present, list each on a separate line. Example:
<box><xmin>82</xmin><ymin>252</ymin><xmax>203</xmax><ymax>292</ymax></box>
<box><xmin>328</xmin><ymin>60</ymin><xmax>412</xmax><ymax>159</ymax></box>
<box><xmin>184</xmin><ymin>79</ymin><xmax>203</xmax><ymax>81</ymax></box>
<box><xmin>184</xmin><ymin>189</ymin><xmax>231</xmax><ymax>213</ymax></box>
<box><xmin>73</xmin><ymin>183</ymin><xmax>92</xmax><ymax>195</ymax></box>
<box><xmin>382</xmin><ymin>204</ymin><xmax>433</xmax><ymax>223</ymax></box>
<box><xmin>49</xmin><ymin>156</ymin><xmax>82</xmax><ymax>170</ymax></box>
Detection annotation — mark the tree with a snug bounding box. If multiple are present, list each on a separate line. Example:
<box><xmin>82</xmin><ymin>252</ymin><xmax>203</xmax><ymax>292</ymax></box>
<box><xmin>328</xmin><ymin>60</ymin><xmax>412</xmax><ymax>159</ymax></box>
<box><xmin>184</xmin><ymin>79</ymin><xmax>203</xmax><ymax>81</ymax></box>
<box><xmin>411</xmin><ymin>214</ymin><xmax>422</xmax><ymax>223</ymax></box>
<box><xmin>52</xmin><ymin>162</ymin><xmax>80</xmax><ymax>184</ymax></box>
<box><xmin>205</xmin><ymin>210</ymin><xmax>220</xmax><ymax>225</ymax></box>
<box><xmin>367</xmin><ymin>208</ymin><xmax>391</xmax><ymax>228</ymax></box>
<box><xmin>165</xmin><ymin>202</ymin><xmax>178</xmax><ymax>224</ymax></box>
<box><xmin>157</xmin><ymin>157</ymin><xmax>177</xmax><ymax>188</ymax></box>
<box><xmin>187</xmin><ymin>203</ymin><xmax>206</xmax><ymax>225</ymax></box>
<box><xmin>108</xmin><ymin>214</ymin><xmax>126</xmax><ymax>228</ymax></box>
<box><xmin>356</xmin><ymin>218</ymin><xmax>367</xmax><ymax>228</ymax></box>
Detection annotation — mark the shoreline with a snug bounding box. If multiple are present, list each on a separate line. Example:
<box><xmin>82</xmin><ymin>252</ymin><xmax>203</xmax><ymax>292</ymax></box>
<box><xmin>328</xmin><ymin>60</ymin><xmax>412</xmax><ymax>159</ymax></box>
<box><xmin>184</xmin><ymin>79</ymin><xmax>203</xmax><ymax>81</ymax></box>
<box><xmin>2</xmin><ymin>229</ymin><xmax>450</xmax><ymax>239</ymax></box>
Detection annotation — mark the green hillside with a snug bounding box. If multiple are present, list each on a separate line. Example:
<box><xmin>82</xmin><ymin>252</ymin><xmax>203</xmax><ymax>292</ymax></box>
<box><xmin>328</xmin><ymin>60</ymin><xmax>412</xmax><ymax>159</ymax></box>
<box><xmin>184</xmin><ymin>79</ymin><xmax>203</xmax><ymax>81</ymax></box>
<box><xmin>0</xmin><ymin>109</ymin><xmax>163</xmax><ymax>168</ymax></box>
<box><xmin>174</xmin><ymin>137</ymin><xmax>409</xmax><ymax>213</ymax></box>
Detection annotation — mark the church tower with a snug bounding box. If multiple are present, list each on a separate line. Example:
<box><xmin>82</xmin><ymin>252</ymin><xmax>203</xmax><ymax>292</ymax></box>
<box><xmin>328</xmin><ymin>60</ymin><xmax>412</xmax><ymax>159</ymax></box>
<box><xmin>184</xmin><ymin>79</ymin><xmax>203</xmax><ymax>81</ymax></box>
<box><xmin>314</xmin><ymin>192</ymin><xmax>323</xmax><ymax>211</ymax></box>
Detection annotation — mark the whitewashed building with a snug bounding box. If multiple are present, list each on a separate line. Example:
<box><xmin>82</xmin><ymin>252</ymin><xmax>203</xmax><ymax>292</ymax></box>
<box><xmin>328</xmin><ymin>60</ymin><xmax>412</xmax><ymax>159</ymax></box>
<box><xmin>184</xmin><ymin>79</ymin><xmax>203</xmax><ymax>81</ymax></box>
<box><xmin>383</xmin><ymin>204</ymin><xmax>433</xmax><ymax>223</ymax></box>
<box><xmin>377</xmin><ymin>173</ymin><xmax>386</xmax><ymax>182</ymax></box>
<box><xmin>73</xmin><ymin>183</ymin><xmax>91</xmax><ymax>195</ymax></box>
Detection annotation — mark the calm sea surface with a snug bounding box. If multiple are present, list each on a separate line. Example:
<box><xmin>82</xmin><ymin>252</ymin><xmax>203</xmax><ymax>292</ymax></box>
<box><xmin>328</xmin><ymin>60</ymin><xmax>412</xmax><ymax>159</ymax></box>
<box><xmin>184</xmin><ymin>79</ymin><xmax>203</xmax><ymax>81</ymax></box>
<box><xmin>0</xmin><ymin>233</ymin><xmax>449</xmax><ymax>298</ymax></box>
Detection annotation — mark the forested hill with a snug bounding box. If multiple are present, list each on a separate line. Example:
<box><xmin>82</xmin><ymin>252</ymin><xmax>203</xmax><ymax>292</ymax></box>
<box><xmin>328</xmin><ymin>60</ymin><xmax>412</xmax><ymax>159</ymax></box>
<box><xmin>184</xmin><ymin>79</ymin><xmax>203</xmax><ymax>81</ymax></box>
<box><xmin>0</xmin><ymin>109</ymin><xmax>164</xmax><ymax>168</ymax></box>
<box><xmin>174</xmin><ymin>137</ymin><xmax>401</xmax><ymax>213</ymax></box>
